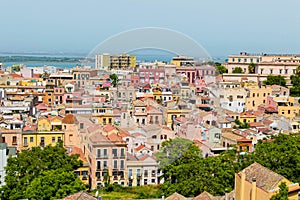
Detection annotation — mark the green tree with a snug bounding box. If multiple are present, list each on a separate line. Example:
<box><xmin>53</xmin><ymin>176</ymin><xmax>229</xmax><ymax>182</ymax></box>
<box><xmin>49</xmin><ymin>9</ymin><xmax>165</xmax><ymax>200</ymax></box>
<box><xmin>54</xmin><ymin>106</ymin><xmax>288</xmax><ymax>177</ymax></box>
<box><xmin>1</xmin><ymin>142</ymin><xmax>85</xmax><ymax>200</ymax></box>
<box><xmin>250</xmin><ymin>134</ymin><xmax>300</xmax><ymax>183</ymax></box>
<box><xmin>290</xmin><ymin>74</ymin><xmax>300</xmax><ymax>97</ymax></box>
<box><xmin>156</xmin><ymin>138</ymin><xmax>239</xmax><ymax>197</ymax></box>
<box><xmin>263</xmin><ymin>75</ymin><xmax>286</xmax><ymax>87</ymax></box>
<box><xmin>215</xmin><ymin>64</ymin><xmax>227</xmax><ymax>74</ymax></box>
<box><xmin>110</xmin><ymin>73</ymin><xmax>119</xmax><ymax>87</ymax></box>
<box><xmin>248</xmin><ymin>63</ymin><xmax>256</xmax><ymax>74</ymax></box>
<box><xmin>270</xmin><ymin>182</ymin><xmax>289</xmax><ymax>200</ymax></box>
<box><xmin>232</xmin><ymin>67</ymin><xmax>244</xmax><ymax>73</ymax></box>
<box><xmin>296</xmin><ymin>65</ymin><xmax>300</xmax><ymax>76</ymax></box>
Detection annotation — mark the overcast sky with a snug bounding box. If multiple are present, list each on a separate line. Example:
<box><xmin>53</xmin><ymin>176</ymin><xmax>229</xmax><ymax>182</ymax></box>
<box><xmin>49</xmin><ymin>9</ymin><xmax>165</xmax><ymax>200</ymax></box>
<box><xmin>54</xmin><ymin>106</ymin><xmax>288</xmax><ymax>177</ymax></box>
<box><xmin>1</xmin><ymin>0</ymin><xmax>300</xmax><ymax>57</ymax></box>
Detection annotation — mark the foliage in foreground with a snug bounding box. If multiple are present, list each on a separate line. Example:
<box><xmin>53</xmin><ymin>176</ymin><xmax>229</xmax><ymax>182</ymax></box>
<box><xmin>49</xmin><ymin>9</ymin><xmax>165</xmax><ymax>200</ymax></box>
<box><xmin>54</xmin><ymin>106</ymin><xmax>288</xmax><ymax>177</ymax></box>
<box><xmin>93</xmin><ymin>184</ymin><xmax>161</xmax><ymax>200</ymax></box>
<box><xmin>1</xmin><ymin>142</ymin><xmax>85</xmax><ymax>200</ymax></box>
<box><xmin>270</xmin><ymin>182</ymin><xmax>289</xmax><ymax>200</ymax></box>
<box><xmin>156</xmin><ymin>134</ymin><xmax>300</xmax><ymax>197</ymax></box>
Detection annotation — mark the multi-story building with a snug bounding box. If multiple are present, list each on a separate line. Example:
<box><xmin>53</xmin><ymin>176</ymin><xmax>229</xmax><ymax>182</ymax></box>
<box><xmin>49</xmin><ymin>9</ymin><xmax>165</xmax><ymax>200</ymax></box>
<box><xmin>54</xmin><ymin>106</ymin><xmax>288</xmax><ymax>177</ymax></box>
<box><xmin>235</xmin><ymin>162</ymin><xmax>300</xmax><ymax>200</ymax></box>
<box><xmin>217</xmin><ymin>82</ymin><xmax>247</xmax><ymax>113</ymax></box>
<box><xmin>87</xmin><ymin>126</ymin><xmax>127</xmax><ymax>189</ymax></box>
<box><xmin>109</xmin><ymin>54</ymin><xmax>136</xmax><ymax>71</ymax></box>
<box><xmin>170</xmin><ymin>55</ymin><xmax>195</xmax><ymax>66</ymax></box>
<box><xmin>0</xmin><ymin>137</ymin><xmax>17</xmax><ymax>186</ymax></box>
<box><xmin>72</xmin><ymin>67</ymin><xmax>98</xmax><ymax>89</ymax></box>
<box><xmin>225</xmin><ymin>52</ymin><xmax>300</xmax><ymax>76</ymax></box>
<box><xmin>127</xmin><ymin>154</ymin><xmax>160</xmax><ymax>186</ymax></box>
<box><xmin>95</xmin><ymin>53</ymin><xmax>110</xmax><ymax>70</ymax></box>
<box><xmin>244</xmin><ymin>83</ymin><xmax>272</xmax><ymax>111</ymax></box>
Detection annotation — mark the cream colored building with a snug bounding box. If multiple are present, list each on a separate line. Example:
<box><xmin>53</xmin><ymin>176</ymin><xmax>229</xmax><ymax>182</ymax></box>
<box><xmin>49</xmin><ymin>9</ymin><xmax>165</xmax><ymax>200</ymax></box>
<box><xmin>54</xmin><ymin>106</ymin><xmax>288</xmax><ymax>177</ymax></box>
<box><xmin>225</xmin><ymin>52</ymin><xmax>300</xmax><ymax>76</ymax></box>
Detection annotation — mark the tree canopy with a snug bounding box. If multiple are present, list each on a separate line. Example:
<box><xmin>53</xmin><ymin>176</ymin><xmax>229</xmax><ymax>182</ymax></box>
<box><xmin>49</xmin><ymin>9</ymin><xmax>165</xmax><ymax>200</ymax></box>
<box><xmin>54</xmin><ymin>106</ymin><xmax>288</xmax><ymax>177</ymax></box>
<box><xmin>263</xmin><ymin>75</ymin><xmax>286</xmax><ymax>86</ymax></box>
<box><xmin>290</xmin><ymin>68</ymin><xmax>300</xmax><ymax>96</ymax></box>
<box><xmin>110</xmin><ymin>73</ymin><xmax>120</xmax><ymax>87</ymax></box>
<box><xmin>156</xmin><ymin>134</ymin><xmax>300</xmax><ymax>198</ymax></box>
<box><xmin>1</xmin><ymin>142</ymin><xmax>85</xmax><ymax>200</ymax></box>
<box><xmin>270</xmin><ymin>182</ymin><xmax>289</xmax><ymax>200</ymax></box>
<box><xmin>215</xmin><ymin>63</ymin><xmax>227</xmax><ymax>74</ymax></box>
<box><xmin>232</xmin><ymin>67</ymin><xmax>244</xmax><ymax>73</ymax></box>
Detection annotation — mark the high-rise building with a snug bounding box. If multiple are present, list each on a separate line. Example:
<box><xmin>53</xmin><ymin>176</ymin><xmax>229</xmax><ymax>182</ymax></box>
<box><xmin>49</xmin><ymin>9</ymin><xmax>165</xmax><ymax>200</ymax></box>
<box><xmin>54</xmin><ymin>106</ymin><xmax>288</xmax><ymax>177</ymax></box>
<box><xmin>95</xmin><ymin>54</ymin><xmax>136</xmax><ymax>71</ymax></box>
<box><xmin>95</xmin><ymin>54</ymin><xmax>110</xmax><ymax>70</ymax></box>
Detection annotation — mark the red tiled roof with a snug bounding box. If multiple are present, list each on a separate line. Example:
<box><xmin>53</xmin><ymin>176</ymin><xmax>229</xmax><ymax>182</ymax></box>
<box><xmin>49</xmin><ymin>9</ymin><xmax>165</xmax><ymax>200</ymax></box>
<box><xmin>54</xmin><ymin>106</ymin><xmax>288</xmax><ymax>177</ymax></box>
<box><xmin>136</xmin><ymin>145</ymin><xmax>146</xmax><ymax>151</ymax></box>
<box><xmin>106</xmin><ymin>133</ymin><xmax>123</xmax><ymax>142</ymax></box>
<box><xmin>249</xmin><ymin>122</ymin><xmax>264</xmax><ymax>127</ymax></box>
<box><xmin>62</xmin><ymin>114</ymin><xmax>78</xmax><ymax>124</ymax></box>
<box><xmin>103</xmin><ymin>124</ymin><xmax>116</xmax><ymax>133</ymax></box>
<box><xmin>69</xmin><ymin>147</ymin><xmax>88</xmax><ymax>162</ymax></box>
<box><xmin>23</xmin><ymin>125</ymin><xmax>36</xmax><ymax>131</ymax></box>
<box><xmin>9</xmin><ymin>73</ymin><xmax>23</xmax><ymax>78</ymax></box>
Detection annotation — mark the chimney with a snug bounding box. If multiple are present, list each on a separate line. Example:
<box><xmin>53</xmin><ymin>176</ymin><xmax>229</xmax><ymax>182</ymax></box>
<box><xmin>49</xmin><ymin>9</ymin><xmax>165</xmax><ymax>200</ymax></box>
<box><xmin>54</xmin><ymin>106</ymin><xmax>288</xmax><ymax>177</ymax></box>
<box><xmin>251</xmin><ymin>177</ymin><xmax>257</xmax><ymax>200</ymax></box>
<box><xmin>240</xmin><ymin>169</ymin><xmax>246</xmax><ymax>200</ymax></box>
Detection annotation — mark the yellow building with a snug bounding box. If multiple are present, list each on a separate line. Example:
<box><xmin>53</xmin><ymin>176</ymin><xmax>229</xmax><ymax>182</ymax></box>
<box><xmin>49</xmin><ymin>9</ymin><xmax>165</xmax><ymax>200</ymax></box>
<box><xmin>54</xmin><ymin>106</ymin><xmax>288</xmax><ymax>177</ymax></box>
<box><xmin>239</xmin><ymin>112</ymin><xmax>257</xmax><ymax>123</ymax></box>
<box><xmin>235</xmin><ymin>162</ymin><xmax>299</xmax><ymax>200</ymax></box>
<box><xmin>70</xmin><ymin>147</ymin><xmax>90</xmax><ymax>185</ymax></box>
<box><xmin>165</xmin><ymin>109</ymin><xmax>190</xmax><ymax>129</ymax></box>
<box><xmin>275</xmin><ymin>96</ymin><xmax>300</xmax><ymax>119</ymax></box>
<box><xmin>92</xmin><ymin>105</ymin><xmax>115</xmax><ymax>125</ymax></box>
<box><xmin>22</xmin><ymin>131</ymin><xmax>64</xmax><ymax>148</ymax></box>
<box><xmin>244</xmin><ymin>83</ymin><xmax>272</xmax><ymax>111</ymax></box>
<box><xmin>170</xmin><ymin>55</ymin><xmax>195</xmax><ymax>66</ymax></box>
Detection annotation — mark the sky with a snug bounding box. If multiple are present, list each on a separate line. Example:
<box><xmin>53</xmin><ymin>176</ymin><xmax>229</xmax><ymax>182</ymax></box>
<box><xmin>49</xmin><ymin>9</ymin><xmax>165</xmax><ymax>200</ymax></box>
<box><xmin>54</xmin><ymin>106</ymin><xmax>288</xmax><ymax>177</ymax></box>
<box><xmin>1</xmin><ymin>0</ymin><xmax>300</xmax><ymax>58</ymax></box>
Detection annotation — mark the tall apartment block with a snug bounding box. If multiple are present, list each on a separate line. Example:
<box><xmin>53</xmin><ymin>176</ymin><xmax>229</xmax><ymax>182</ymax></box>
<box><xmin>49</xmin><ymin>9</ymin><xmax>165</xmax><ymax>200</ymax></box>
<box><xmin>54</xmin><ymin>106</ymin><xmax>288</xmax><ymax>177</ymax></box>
<box><xmin>95</xmin><ymin>54</ymin><xmax>136</xmax><ymax>70</ymax></box>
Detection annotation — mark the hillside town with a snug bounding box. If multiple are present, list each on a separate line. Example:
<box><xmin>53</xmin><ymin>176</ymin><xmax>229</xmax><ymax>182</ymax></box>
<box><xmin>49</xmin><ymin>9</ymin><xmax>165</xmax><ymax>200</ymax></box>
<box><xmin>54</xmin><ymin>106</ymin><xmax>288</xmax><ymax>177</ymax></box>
<box><xmin>0</xmin><ymin>52</ymin><xmax>300</xmax><ymax>199</ymax></box>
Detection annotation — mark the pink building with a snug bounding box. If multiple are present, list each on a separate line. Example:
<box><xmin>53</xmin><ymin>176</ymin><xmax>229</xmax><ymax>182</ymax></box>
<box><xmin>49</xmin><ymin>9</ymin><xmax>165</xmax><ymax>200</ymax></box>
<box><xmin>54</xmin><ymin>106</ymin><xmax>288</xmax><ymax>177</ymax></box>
<box><xmin>138</xmin><ymin>69</ymin><xmax>165</xmax><ymax>84</ymax></box>
<box><xmin>176</xmin><ymin>67</ymin><xmax>197</xmax><ymax>84</ymax></box>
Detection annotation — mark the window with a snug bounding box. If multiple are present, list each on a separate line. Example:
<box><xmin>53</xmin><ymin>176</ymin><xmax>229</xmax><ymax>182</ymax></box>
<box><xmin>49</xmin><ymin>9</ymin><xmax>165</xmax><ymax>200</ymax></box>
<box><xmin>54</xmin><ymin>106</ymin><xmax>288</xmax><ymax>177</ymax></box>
<box><xmin>112</xmin><ymin>149</ymin><xmax>118</xmax><ymax>158</ymax></box>
<box><xmin>144</xmin><ymin>179</ymin><xmax>148</xmax><ymax>185</ymax></box>
<box><xmin>97</xmin><ymin>161</ymin><xmax>101</xmax><ymax>170</ymax></box>
<box><xmin>2</xmin><ymin>137</ymin><xmax>5</xmax><ymax>143</ymax></box>
<box><xmin>103</xmin><ymin>160</ymin><xmax>107</xmax><ymax>169</ymax></box>
<box><xmin>40</xmin><ymin>137</ymin><xmax>45</xmax><ymax>147</ymax></box>
<box><xmin>52</xmin><ymin>137</ymin><xmax>55</xmax><ymax>143</ymax></box>
<box><xmin>24</xmin><ymin>137</ymin><xmax>28</xmax><ymax>146</ymax></box>
<box><xmin>12</xmin><ymin>136</ymin><xmax>17</xmax><ymax>145</ymax></box>
<box><xmin>152</xmin><ymin>179</ymin><xmax>156</xmax><ymax>183</ymax></box>
<box><xmin>128</xmin><ymin>169</ymin><xmax>133</xmax><ymax>177</ymax></box>
<box><xmin>113</xmin><ymin>160</ymin><xmax>118</xmax><ymax>169</ymax></box>
<box><xmin>58</xmin><ymin>137</ymin><xmax>61</xmax><ymax>141</ymax></box>
<box><xmin>270</xmin><ymin>69</ymin><xmax>273</xmax><ymax>74</ymax></box>
<box><xmin>120</xmin><ymin>160</ymin><xmax>124</xmax><ymax>169</ymax></box>
<box><xmin>144</xmin><ymin>170</ymin><xmax>148</xmax><ymax>177</ymax></box>
<box><xmin>97</xmin><ymin>149</ymin><xmax>101</xmax><ymax>158</ymax></box>
<box><xmin>120</xmin><ymin>148</ymin><xmax>125</xmax><ymax>158</ymax></box>
<box><xmin>80</xmin><ymin>123</ymin><xmax>84</xmax><ymax>129</ymax></box>
<box><xmin>103</xmin><ymin>149</ymin><xmax>108</xmax><ymax>158</ymax></box>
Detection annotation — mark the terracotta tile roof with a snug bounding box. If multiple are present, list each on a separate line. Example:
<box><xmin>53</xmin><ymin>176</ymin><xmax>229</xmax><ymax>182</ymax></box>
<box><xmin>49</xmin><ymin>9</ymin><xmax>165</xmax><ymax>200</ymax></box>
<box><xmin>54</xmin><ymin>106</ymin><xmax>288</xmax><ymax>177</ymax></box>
<box><xmin>135</xmin><ymin>144</ymin><xmax>146</xmax><ymax>151</ymax></box>
<box><xmin>23</xmin><ymin>125</ymin><xmax>36</xmax><ymax>131</ymax></box>
<box><xmin>193</xmin><ymin>191</ymin><xmax>220</xmax><ymax>200</ymax></box>
<box><xmin>87</xmin><ymin>124</ymin><xmax>101</xmax><ymax>133</ymax></box>
<box><xmin>165</xmin><ymin>192</ymin><xmax>187</xmax><ymax>200</ymax></box>
<box><xmin>106</xmin><ymin>133</ymin><xmax>123</xmax><ymax>142</ymax></box>
<box><xmin>238</xmin><ymin>162</ymin><xmax>284</xmax><ymax>191</ymax></box>
<box><xmin>240</xmin><ymin>112</ymin><xmax>256</xmax><ymax>118</ymax></box>
<box><xmin>62</xmin><ymin>191</ymin><xmax>97</xmax><ymax>200</ymax></box>
<box><xmin>222</xmin><ymin>132</ymin><xmax>243</xmax><ymax>141</ymax></box>
<box><xmin>119</xmin><ymin>130</ymin><xmax>131</xmax><ymax>138</ymax></box>
<box><xmin>62</xmin><ymin>114</ymin><xmax>78</xmax><ymax>124</ymax></box>
<box><xmin>133</xmin><ymin>99</ymin><xmax>146</xmax><ymax>107</ymax></box>
<box><xmin>9</xmin><ymin>73</ymin><xmax>23</xmax><ymax>78</ymax></box>
<box><xmin>69</xmin><ymin>147</ymin><xmax>88</xmax><ymax>162</ymax></box>
<box><xmin>249</xmin><ymin>122</ymin><xmax>264</xmax><ymax>127</ymax></box>
<box><xmin>103</xmin><ymin>124</ymin><xmax>116</xmax><ymax>133</ymax></box>
<box><xmin>89</xmin><ymin>132</ymin><xmax>108</xmax><ymax>143</ymax></box>
<box><xmin>36</xmin><ymin>103</ymin><xmax>48</xmax><ymax>110</ymax></box>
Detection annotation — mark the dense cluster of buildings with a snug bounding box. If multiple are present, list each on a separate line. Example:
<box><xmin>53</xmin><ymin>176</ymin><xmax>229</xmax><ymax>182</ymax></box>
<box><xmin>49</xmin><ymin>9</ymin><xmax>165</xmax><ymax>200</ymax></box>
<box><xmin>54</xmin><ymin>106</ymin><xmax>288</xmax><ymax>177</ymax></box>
<box><xmin>0</xmin><ymin>52</ymin><xmax>299</xmax><ymax>198</ymax></box>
